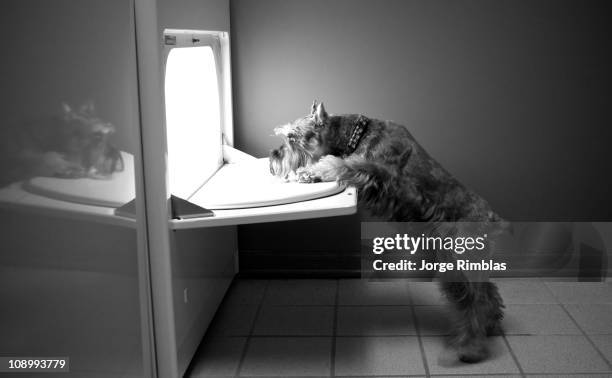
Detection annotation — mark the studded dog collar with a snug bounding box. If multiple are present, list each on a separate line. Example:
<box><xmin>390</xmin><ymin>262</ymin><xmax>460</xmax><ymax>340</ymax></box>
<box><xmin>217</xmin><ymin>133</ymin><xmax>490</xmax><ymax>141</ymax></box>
<box><xmin>346</xmin><ymin>115</ymin><xmax>369</xmax><ymax>155</ymax></box>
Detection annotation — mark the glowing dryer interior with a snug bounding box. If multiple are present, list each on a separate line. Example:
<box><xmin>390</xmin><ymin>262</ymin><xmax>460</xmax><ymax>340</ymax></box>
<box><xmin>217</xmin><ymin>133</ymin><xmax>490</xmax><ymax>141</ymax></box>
<box><xmin>163</xmin><ymin>29</ymin><xmax>355</xmax><ymax>226</ymax></box>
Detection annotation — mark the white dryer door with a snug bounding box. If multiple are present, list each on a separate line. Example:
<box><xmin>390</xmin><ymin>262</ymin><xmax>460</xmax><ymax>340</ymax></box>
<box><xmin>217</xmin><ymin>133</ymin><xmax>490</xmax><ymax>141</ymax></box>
<box><xmin>190</xmin><ymin>158</ymin><xmax>344</xmax><ymax>210</ymax></box>
<box><xmin>23</xmin><ymin>151</ymin><xmax>136</xmax><ymax>208</ymax></box>
<box><xmin>172</xmin><ymin>156</ymin><xmax>356</xmax><ymax>229</ymax></box>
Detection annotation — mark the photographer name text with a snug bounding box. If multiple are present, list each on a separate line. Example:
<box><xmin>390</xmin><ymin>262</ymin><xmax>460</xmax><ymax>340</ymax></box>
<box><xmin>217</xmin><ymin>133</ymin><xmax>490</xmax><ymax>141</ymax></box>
<box><xmin>372</xmin><ymin>259</ymin><xmax>507</xmax><ymax>272</ymax></box>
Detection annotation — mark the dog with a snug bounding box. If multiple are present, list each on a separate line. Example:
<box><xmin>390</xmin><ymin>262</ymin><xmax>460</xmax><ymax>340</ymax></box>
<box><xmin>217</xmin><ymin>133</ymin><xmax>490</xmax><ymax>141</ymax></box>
<box><xmin>2</xmin><ymin>102</ymin><xmax>124</xmax><ymax>184</ymax></box>
<box><xmin>270</xmin><ymin>101</ymin><xmax>505</xmax><ymax>363</ymax></box>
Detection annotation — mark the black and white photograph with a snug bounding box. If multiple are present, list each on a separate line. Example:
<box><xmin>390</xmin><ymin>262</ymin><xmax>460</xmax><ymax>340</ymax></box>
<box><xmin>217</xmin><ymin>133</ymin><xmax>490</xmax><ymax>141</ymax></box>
<box><xmin>0</xmin><ymin>0</ymin><xmax>611</xmax><ymax>377</ymax></box>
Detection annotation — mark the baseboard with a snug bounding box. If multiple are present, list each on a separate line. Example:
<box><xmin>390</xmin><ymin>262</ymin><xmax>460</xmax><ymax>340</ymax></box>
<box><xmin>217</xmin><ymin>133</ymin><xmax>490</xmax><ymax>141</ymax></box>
<box><xmin>238</xmin><ymin>249</ymin><xmax>360</xmax><ymax>278</ymax></box>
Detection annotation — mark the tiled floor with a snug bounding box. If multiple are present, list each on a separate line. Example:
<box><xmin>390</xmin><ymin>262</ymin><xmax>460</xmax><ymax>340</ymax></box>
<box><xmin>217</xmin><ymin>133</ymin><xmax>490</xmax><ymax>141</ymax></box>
<box><xmin>187</xmin><ymin>279</ymin><xmax>612</xmax><ymax>377</ymax></box>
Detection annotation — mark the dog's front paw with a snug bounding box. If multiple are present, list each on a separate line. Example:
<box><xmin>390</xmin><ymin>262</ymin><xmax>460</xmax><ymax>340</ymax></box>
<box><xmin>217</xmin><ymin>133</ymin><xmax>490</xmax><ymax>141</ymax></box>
<box><xmin>296</xmin><ymin>168</ymin><xmax>321</xmax><ymax>183</ymax></box>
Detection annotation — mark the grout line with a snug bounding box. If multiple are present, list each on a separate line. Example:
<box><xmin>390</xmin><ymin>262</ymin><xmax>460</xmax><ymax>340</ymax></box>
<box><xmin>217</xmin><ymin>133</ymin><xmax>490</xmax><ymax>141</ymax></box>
<box><xmin>428</xmin><ymin>374</ymin><xmax>528</xmax><ymax>377</ymax></box>
<box><xmin>184</xmin><ymin>278</ymin><xmax>250</xmax><ymax>378</ymax></box>
<box><xmin>263</xmin><ymin>303</ymin><xmax>419</xmax><ymax>307</ymax></box>
<box><xmin>234</xmin><ymin>280</ymin><xmax>269</xmax><ymax>378</ymax></box>
<box><xmin>243</xmin><ymin>302</ymin><xmax>612</xmax><ymax>307</ymax></box>
<box><xmin>334</xmin><ymin>373</ymin><xmax>533</xmax><ymax>377</ymax></box>
<box><xmin>334</xmin><ymin>375</ymin><xmax>423</xmax><ymax>378</ymax></box>
<box><xmin>333</xmin><ymin>375</ymin><xmax>430</xmax><ymax>377</ymax></box>
<box><xmin>330</xmin><ymin>279</ymin><xmax>339</xmax><ymax>377</ymax></box>
<box><xmin>408</xmin><ymin>278</ymin><xmax>431</xmax><ymax>377</ymax></box>
<box><xmin>542</xmin><ymin>282</ymin><xmax>612</xmax><ymax>370</ymax></box>
<box><xmin>518</xmin><ymin>373</ymin><xmax>612</xmax><ymax>376</ymax></box>
<box><xmin>239</xmin><ymin>331</ymin><xmax>612</xmax><ymax>337</ymax></box>
<box><xmin>338</xmin><ymin>303</ymin><xmax>418</xmax><ymax>307</ymax></box>
<box><xmin>410</xmin><ymin>305</ymin><xmax>431</xmax><ymax>377</ymax></box>
<box><xmin>559</xmin><ymin>304</ymin><xmax>612</xmax><ymax>369</ymax></box>
<box><xmin>245</xmin><ymin>334</ymin><xmax>420</xmax><ymax>338</ymax></box>
<box><xmin>500</xmin><ymin>333</ymin><xmax>526</xmax><ymax>378</ymax></box>
<box><xmin>330</xmin><ymin>375</ymin><xmax>427</xmax><ymax>378</ymax></box>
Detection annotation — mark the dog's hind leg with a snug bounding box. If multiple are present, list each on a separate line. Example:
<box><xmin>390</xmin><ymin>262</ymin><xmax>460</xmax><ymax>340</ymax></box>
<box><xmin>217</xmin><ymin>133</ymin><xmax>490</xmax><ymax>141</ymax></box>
<box><xmin>483</xmin><ymin>281</ymin><xmax>504</xmax><ymax>336</ymax></box>
<box><xmin>441</xmin><ymin>279</ymin><xmax>496</xmax><ymax>363</ymax></box>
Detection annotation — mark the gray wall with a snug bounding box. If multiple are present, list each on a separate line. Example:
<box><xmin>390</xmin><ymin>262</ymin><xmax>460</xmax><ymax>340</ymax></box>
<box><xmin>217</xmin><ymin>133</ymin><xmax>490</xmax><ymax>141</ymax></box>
<box><xmin>230</xmin><ymin>0</ymin><xmax>612</xmax><ymax>273</ymax></box>
<box><xmin>0</xmin><ymin>0</ymin><xmax>139</xmax><ymax>154</ymax></box>
<box><xmin>159</xmin><ymin>0</ymin><xmax>229</xmax><ymax>31</ymax></box>
<box><xmin>231</xmin><ymin>0</ymin><xmax>611</xmax><ymax>220</ymax></box>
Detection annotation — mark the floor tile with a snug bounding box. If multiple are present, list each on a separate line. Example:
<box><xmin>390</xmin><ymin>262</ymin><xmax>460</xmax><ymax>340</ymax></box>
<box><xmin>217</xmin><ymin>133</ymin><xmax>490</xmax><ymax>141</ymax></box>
<box><xmin>44</xmin><ymin>374</ymin><xmax>123</xmax><ymax>378</ymax></box>
<box><xmin>414</xmin><ymin>305</ymin><xmax>452</xmax><ymax>335</ymax></box>
<box><xmin>263</xmin><ymin>279</ymin><xmax>336</xmax><ymax>306</ymax></box>
<box><xmin>590</xmin><ymin>335</ymin><xmax>612</xmax><ymax>364</ymax></box>
<box><xmin>546</xmin><ymin>282</ymin><xmax>612</xmax><ymax>304</ymax></box>
<box><xmin>422</xmin><ymin>336</ymin><xmax>519</xmax><ymax>375</ymax></box>
<box><xmin>526</xmin><ymin>374</ymin><xmax>612</xmax><ymax>378</ymax></box>
<box><xmin>188</xmin><ymin>337</ymin><xmax>246</xmax><ymax>377</ymax></box>
<box><xmin>206</xmin><ymin>304</ymin><xmax>258</xmax><ymax>337</ymax></box>
<box><xmin>235</xmin><ymin>376</ymin><xmax>328</xmax><ymax>378</ymax></box>
<box><xmin>240</xmin><ymin>337</ymin><xmax>331</xmax><ymax>376</ymax></box>
<box><xmin>434</xmin><ymin>375</ymin><xmax>521</xmax><ymax>378</ymax></box>
<box><xmin>336</xmin><ymin>376</ymin><xmax>425</xmax><ymax>378</ymax></box>
<box><xmin>253</xmin><ymin>306</ymin><xmax>334</xmax><ymax>336</ymax></box>
<box><xmin>507</xmin><ymin>335</ymin><xmax>610</xmax><ymax>374</ymax></box>
<box><xmin>235</xmin><ymin>376</ymin><xmax>329</xmax><ymax>378</ymax></box>
<box><xmin>224</xmin><ymin>279</ymin><xmax>267</xmax><ymax>306</ymax></box>
<box><xmin>503</xmin><ymin>304</ymin><xmax>581</xmax><ymax>335</ymax></box>
<box><xmin>334</xmin><ymin>336</ymin><xmax>425</xmax><ymax>376</ymax></box>
<box><xmin>336</xmin><ymin>306</ymin><xmax>416</xmax><ymax>336</ymax></box>
<box><xmin>409</xmin><ymin>281</ymin><xmax>447</xmax><ymax>305</ymax></box>
<box><xmin>565</xmin><ymin>304</ymin><xmax>612</xmax><ymax>334</ymax></box>
<box><xmin>496</xmin><ymin>281</ymin><xmax>557</xmax><ymax>304</ymax></box>
<box><xmin>338</xmin><ymin>279</ymin><xmax>411</xmax><ymax>305</ymax></box>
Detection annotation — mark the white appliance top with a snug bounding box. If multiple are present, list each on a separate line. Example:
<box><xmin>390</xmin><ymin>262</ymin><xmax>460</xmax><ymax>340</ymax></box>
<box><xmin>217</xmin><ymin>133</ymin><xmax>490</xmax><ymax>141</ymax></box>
<box><xmin>189</xmin><ymin>158</ymin><xmax>344</xmax><ymax>210</ymax></box>
<box><xmin>21</xmin><ymin>154</ymin><xmax>343</xmax><ymax>211</ymax></box>
<box><xmin>23</xmin><ymin>151</ymin><xmax>136</xmax><ymax>208</ymax></box>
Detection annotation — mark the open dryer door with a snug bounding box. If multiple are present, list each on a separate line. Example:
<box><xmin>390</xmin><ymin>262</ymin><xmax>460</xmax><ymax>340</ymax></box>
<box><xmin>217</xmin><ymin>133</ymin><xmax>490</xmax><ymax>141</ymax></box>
<box><xmin>171</xmin><ymin>153</ymin><xmax>357</xmax><ymax>230</ymax></box>
<box><xmin>162</xmin><ymin>29</ymin><xmax>356</xmax><ymax>230</ymax></box>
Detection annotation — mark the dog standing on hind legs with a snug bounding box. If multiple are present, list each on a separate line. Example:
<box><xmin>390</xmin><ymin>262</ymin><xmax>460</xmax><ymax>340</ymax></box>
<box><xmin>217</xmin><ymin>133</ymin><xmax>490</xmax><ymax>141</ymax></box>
<box><xmin>269</xmin><ymin>100</ymin><xmax>505</xmax><ymax>363</ymax></box>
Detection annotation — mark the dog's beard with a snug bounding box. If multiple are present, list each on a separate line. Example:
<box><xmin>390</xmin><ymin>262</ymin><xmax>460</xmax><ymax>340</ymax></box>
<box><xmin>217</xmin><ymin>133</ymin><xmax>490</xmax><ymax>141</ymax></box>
<box><xmin>269</xmin><ymin>141</ymin><xmax>315</xmax><ymax>180</ymax></box>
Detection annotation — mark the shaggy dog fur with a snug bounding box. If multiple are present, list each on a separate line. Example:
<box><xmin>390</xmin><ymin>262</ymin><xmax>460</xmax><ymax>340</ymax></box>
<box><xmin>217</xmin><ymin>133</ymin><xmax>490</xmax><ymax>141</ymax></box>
<box><xmin>1</xmin><ymin>102</ymin><xmax>123</xmax><ymax>185</ymax></box>
<box><xmin>270</xmin><ymin>101</ymin><xmax>505</xmax><ymax>363</ymax></box>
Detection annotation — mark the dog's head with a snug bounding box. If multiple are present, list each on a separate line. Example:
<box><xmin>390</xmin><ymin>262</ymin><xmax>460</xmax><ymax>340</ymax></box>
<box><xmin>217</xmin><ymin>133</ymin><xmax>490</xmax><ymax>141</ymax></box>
<box><xmin>269</xmin><ymin>100</ymin><xmax>328</xmax><ymax>179</ymax></box>
<box><xmin>60</xmin><ymin>102</ymin><xmax>116</xmax><ymax>153</ymax></box>
<box><xmin>59</xmin><ymin>102</ymin><xmax>123</xmax><ymax>177</ymax></box>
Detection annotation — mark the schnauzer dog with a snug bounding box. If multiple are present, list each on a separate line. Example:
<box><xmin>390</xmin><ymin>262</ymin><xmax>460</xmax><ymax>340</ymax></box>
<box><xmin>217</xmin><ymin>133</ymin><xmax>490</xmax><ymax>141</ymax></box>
<box><xmin>2</xmin><ymin>102</ymin><xmax>123</xmax><ymax>184</ymax></box>
<box><xmin>270</xmin><ymin>101</ymin><xmax>505</xmax><ymax>363</ymax></box>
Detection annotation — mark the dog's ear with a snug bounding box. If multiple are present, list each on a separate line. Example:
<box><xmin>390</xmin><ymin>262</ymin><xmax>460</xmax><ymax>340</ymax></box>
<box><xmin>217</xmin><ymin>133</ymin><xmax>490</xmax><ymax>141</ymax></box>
<box><xmin>314</xmin><ymin>102</ymin><xmax>328</xmax><ymax>123</ymax></box>
<box><xmin>62</xmin><ymin>102</ymin><xmax>75</xmax><ymax>119</ymax></box>
<box><xmin>310</xmin><ymin>100</ymin><xmax>318</xmax><ymax>115</ymax></box>
<box><xmin>62</xmin><ymin>102</ymin><xmax>71</xmax><ymax>112</ymax></box>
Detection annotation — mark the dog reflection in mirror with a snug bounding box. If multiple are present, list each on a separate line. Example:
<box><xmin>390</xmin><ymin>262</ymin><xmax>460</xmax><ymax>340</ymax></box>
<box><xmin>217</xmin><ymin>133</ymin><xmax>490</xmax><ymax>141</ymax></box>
<box><xmin>270</xmin><ymin>101</ymin><xmax>505</xmax><ymax>364</ymax></box>
<box><xmin>17</xmin><ymin>102</ymin><xmax>124</xmax><ymax>180</ymax></box>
